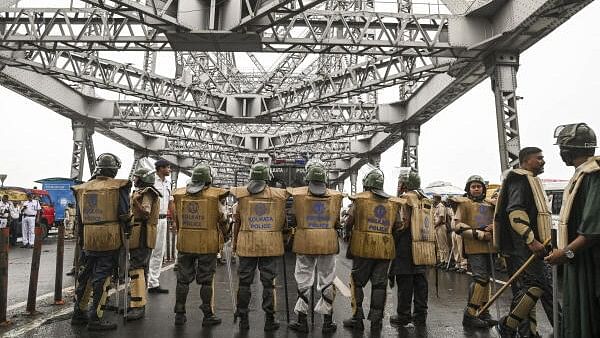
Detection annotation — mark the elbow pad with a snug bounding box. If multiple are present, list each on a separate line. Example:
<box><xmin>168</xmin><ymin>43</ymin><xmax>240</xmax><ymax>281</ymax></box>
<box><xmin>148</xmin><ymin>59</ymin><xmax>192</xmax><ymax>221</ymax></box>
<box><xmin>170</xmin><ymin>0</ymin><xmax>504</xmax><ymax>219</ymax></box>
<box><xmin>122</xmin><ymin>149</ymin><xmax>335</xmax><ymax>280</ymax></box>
<box><xmin>508</xmin><ymin>210</ymin><xmax>534</xmax><ymax>244</ymax></box>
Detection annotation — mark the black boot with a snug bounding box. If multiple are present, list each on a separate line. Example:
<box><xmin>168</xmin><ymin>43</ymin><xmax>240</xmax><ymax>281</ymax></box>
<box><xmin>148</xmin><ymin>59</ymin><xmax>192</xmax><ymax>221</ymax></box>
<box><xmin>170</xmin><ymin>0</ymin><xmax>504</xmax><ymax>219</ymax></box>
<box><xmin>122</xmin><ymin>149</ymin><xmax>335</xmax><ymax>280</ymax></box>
<box><xmin>463</xmin><ymin>310</ymin><xmax>490</xmax><ymax>328</ymax></box>
<box><xmin>322</xmin><ymin>314</ymin><xmax>337</xmax><ymax>333</ymax></box>
<box><xmin>389</xmin><ymin>315</ymin><xmax>410</xmax><ymax>327</ymax></box>
<box><xmin>238</xmin><ymin>313</ymin><xmax>249</xmax><ymax>330</ymax></box>
<box><xmin>174</xmin><ymin>313</ymin><xmax>187</xmax><ymax>326</ymax></box>
<box><xmin>479</xmin><ymin>309</ymin><xmax>498</xmax><ymax>327</ymax></box>
<box><xmin>264</xmin><ymin>314</ymin><xmax>280</xmax><ymax>331</ymax></box>
<box><xmin>371</xmin><ymin>319</ymin><xmax>383</xmax><ymax>331</ymax></box>
<box><xmin>71</xmin><ymin>308</ymin><xmax>88</xmax><ymax>326</ymax></box>
<box><xmin>343</xmin><ymin>317</ymin><xmax>364</xmax><ymax>331</ymax></box>
<box><xmin>202</xmin><ymin>313</ymin><xmax>222</xmax><ymax>327</ymax></box>
<box><xmin>495</xmin><ymin>316</ymin><xmax>517</xmax><ymax>338</ymax></box>
<box><xmin>126</xmin><ymin>306</ymin><xmax>145</xmax><ymax>321</ymax></box>
<box><xmin>288</xmin><ymin>312</ymin><xmax>308</xmax><ymax>333</ymax></box>
<box><xmin>87</xmin><ymin>318</ymin><xmax>117</xmax><ymax>331</ymax></box>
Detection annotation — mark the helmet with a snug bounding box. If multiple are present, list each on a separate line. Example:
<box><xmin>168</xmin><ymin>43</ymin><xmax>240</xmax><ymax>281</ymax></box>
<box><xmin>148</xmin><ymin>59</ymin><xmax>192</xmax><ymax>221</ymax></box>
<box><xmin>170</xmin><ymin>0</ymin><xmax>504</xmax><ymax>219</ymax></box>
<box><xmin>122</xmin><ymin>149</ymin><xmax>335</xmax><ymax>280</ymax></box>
<box><xmin>187</xmin><ymin>164</ymin><xmax>212</xmax><ymax>194</ymax></box>
<box><xmin>248</xmin><ymin>163</ymin><xmax>272</xmax><ymax>194</ymax></box>
<box><xmin>464</xmin><ymin>175</ymin><xmax>486</xmax><ymax>201</ymax></box>
<box><xmin>305</xmin><ymin>165</ymin><xmax>327</xmax><ymax>183</ymax></box>
<box><xmin>398</xmin><ymin>171</ymin><xmax>420</xmax><ymax>191</ymax></box>
<box><xmin>554</xmin><ymin>123</ymin><xmax>597</xmax><ymax>149</ymax></box>
<box><xmin>363</xmin><ymin>169</ymin><xmax>389</xmax><ymax>198</ymax></box>
<box><xmin>96</xmin><ymin>153</ymin><xmax>121</xmax><ymax>170</ymax></box>
<box><xmin>133</xmin><ymin>168</ymin><xmax>155</xmax><ymax>185</ymax></box>
<box><xmin>249</xmin><ymin>163</ymin><xmax>272</xmax><ymax>181</ymax></box>
<box><xmin>305</xmin><ymin>165</ymin><xmax>327</xmax><ymax>196</ymax></box>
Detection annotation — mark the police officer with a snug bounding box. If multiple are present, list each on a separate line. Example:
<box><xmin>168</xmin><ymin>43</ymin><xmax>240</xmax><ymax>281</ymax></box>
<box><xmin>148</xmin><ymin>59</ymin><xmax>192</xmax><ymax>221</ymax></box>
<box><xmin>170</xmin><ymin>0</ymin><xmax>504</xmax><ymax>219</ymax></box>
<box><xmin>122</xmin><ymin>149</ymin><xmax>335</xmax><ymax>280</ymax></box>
<box><xmin>390</xmin><ymin>171</ymin><xmax>435</xmax><ymax>327</ymax></box>
<box><xmin>127</xmin><ymin>168</ymin><xmax>161</xmax><ymax>321</ymax></box>
<box><xmin>70</xmin><ymin>153</ymin><xmax>131</xmax><ymax>331</ymax></box>
<box><xmin>21</xmin><ymin>192</ymin><xmax>40</xmax><ymax>248</ymax></box>
<box><xmin>545</xmin><ymin>123</ymin><xmax>600</xmax><ymax>338</ymax></box>
<box><xmin>0</xmin><ymin>195</ymin><xmax>9</xmax><ymax>229</ymax></box>
<box><xmin>172</xmin><ymin>165</ymin><xmax>229</xmax><ymax>327</ymax></box>
<box><xmin>452</xmin><ymin>175</ymin><xmax>497</xmax><ymax>328</ymax></box>
<box><xmin>343</xmin><ymin>169</ymin><xmax>402</xmax><ymax>332</ymax></box>
<box><xmin>230</xmin><ymin>163</ymin><xmax>289</xmax><ymax>331</ymax></box>
<box><xmin>288</xmin><ymin>163</ymin><xmax>343</xmax><ymax>333</ymax></box>
<box><xmin>494</xmin><ymin>147</ymin><xmax>553</xmax><ymax>338</ymax></box>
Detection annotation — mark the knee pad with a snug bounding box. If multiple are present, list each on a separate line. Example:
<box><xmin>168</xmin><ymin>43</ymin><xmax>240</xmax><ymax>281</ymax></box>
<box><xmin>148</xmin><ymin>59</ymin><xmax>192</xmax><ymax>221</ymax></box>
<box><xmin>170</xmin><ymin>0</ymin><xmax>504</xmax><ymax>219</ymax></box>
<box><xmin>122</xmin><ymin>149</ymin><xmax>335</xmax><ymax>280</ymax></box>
<box><xmin>506</xmin><ymin>287</ymin><xmax>543</xmax><ymax>329</ymax></box>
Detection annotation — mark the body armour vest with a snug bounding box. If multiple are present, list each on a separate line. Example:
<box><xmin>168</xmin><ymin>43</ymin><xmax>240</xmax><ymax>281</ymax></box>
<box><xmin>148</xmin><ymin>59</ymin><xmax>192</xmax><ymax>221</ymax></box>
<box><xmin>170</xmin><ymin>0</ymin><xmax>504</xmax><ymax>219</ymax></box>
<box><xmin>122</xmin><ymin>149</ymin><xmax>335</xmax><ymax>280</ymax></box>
<box><xmin>72</xmin><ymin>177</ymin><xmax>130</xmax><ymax>252</ymax></box>
<box><xmin>130</xmin><ymin>187</ymin><xmax>160</xmax><ymax>250</ymax></box>
<box><xmin>230</xmin><ymin>186</ymin><xmax>288</xmax><ymax>257</ymax></box>
<box><xmin>288</xmin><ymin>186</ymin><xmax>343</xmax><ymax>255</ymax></box>
<box><xmin>454</xmin><ymin>197</ymin><xmax>496</xmax><ymax>255</ymax></box>
<box><xmin>174</xmin><ymin>186</ymin><xmax>228</xmax><ymax>254</ymax></box>
<box><xmin>557</xmin><ymin>156</ymin><xmax>600</xmax><ymax>249</ymax></box>
<box><xmin>404</xmin><ymin>191</ymin><xmax>437</xmax><ymax>265</ymax></box>
<box><xmin>349</xmin><ymin>191</ymin><xmax>400</xmax><ymax>260</ymax></box>
<box><xmin>493</xmin><ymin>170</ymin><xmax>552</xmax><ymax>250</ymax></box>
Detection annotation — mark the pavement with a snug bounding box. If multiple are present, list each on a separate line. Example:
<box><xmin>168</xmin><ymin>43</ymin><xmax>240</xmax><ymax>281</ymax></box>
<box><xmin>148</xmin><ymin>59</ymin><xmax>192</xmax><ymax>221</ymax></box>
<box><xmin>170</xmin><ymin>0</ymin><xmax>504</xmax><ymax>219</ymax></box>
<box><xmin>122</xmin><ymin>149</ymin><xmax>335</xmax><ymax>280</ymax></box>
<box><xmin>0</xmin><ymin>241</ymin><xmax>555</xmax><ymax>338</ymax></box>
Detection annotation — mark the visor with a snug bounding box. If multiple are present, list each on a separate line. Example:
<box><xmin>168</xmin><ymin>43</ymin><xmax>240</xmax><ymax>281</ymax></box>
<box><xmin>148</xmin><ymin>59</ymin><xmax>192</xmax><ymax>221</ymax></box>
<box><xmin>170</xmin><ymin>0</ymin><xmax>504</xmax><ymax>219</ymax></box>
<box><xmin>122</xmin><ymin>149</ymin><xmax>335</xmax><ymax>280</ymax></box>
<box><xmin>186</xmin><ymin>181</ymin><xmax>206</xmax><ymax>194</ymax></box>
<box><xmin>371</xmin><ymin>188</ymin><xmax>390</xmax><ymax>199</ymax></box>
<box><xmin>308</xmin><ymin>181</ymin><xmax>327</xmax><ymax>196</ymax></box>
<box><xmin>247</xmin><ymin>180</ymin><xmax>267</xmax><ymax>194</ymax></box>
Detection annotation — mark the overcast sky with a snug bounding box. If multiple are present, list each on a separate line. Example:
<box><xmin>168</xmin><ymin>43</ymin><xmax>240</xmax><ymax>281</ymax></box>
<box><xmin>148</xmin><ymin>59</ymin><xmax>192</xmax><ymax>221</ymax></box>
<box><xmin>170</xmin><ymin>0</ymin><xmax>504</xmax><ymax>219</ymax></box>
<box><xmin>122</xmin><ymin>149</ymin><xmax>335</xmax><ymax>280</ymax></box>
<box><xmin>1</xmin><ymin>1</ymin><xmax>599</xmax><ymax>196</ymax></box>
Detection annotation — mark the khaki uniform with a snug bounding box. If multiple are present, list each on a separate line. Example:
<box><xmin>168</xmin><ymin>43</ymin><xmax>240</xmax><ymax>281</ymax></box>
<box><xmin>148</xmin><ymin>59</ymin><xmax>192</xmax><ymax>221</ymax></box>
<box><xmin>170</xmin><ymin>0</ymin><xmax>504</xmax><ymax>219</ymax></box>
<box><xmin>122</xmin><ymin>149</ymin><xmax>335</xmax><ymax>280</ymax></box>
<box><xmin>388</xmin><ymin>191</ymin><xmax>431</xmax><ymax>325</ymax></box>
<box><xmin>128</xmin><ymin>186</ymin><xmax>160</xmax><ymax>310</ymax></box>
<box><xmin>230</xmin><ymin>186</ymin><xmax>289</xmax><ymax>317</ymax></box>
<box><xmin>71</xmin><ymin>177</ymin><xmax>131</xmax><ymax>322</ymax></box>
<box><xmin>433</xmin><ymin>202</ymin><xmax>450</xmax><ymax>264</ymax></box>
<box><xmin>347</xmin><ymin>191</ymin><xmax>402</xmax><ymax>323</ymax></box>
<box><xmin>453</xmin><ymin>197</ymin><xmax>496</xmax><ymax>319</ymax></box>
<box><xmin>288</xmin><ymin>187</ymin><xmax>342</xmax><ymax>315</ymax></box>
<box><xmin>172</xmin><ymin>186</ymin><xmax>228</xmax><ymax>317</ymax></box>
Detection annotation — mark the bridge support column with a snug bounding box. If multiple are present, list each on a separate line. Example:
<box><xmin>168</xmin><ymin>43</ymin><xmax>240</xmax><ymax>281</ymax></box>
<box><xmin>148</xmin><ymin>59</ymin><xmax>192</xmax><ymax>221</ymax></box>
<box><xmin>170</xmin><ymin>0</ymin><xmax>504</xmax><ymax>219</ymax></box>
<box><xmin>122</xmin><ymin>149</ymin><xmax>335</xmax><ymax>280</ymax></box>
<box><xmin>70</xmin><ymin>121</ymin><xmax>90</xmax><ymax>181</ymax></box>
<box><xmin>401</xmin><ymin>124</ymin><xmax>420</xmax><ymax>173</ymax></box>
<box><xmin>350</xmin><ymin>171</ymin><xmax>358</xmax><ymax>195</ymax></box>
<box><xmin>488</xmin><ymin>52</ymin><xmax>521</xmax><ymax>171</ymax></box>
<box><xmin>171</xmin><ymin>168</ymin><xmax>179</xmax><ymax>191</ymax></box>
<box><xmin>128</xmin><ymin>151</ymin><xmax>145</xmax><ymax>180</ymax></box>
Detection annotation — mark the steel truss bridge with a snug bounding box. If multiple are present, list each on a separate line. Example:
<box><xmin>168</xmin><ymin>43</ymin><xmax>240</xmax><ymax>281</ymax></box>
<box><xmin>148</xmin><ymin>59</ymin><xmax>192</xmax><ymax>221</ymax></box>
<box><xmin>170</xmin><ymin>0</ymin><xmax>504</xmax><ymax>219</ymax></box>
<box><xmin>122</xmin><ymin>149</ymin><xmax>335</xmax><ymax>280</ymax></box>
<box><xmin>0</xmin><ymin>0</ymin><xmax>593</xmax><ymax>190</ymax></box>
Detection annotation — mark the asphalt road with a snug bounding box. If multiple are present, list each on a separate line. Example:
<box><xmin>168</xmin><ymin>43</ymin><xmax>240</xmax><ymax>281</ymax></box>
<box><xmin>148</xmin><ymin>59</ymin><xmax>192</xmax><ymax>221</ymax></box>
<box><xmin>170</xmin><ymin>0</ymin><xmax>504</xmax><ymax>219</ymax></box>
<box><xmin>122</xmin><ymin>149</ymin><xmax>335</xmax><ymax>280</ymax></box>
<box><xmin>2</xmin><ymin>242</ymin><xmax>555</xmax><ymax>337</ymax></box>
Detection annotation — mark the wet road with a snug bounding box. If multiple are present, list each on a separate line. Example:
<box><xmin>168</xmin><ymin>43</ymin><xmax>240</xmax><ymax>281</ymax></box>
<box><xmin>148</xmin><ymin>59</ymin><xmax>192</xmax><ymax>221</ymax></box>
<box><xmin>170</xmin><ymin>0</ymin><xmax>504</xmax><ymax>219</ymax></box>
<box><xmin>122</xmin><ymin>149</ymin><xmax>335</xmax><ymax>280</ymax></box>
<box><xmin>6</xmin><ymin>233</ymin><xmax>76</xmax><ymax>308</ymax></box>
<box><xmin>2</xmin><ymin>242</ymin><xmax>554</xmax><ymax>337</ymax></box>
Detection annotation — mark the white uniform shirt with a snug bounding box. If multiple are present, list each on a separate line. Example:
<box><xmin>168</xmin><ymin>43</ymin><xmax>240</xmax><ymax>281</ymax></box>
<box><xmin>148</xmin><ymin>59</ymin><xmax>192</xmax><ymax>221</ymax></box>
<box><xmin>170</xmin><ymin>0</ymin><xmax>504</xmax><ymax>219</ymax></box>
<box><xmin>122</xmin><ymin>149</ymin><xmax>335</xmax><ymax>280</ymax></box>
<box><xmin>154</xmin><ymin>175</ymin><xmax>173</xmax><ymax>215</ymax></box>
<box><xmin>22</xmin><ymin>199</ymin><xmax>41</xmax><ymax>217</ymax></box>
<box><xmin>0</xmin><ymin>201</ymin><xmax>9</xmax><ymax>218</ymax></box>
<box><xmin>9</xmin><ymin>203</ymin><xmax>20</xmax><ymax>219</ymax></box>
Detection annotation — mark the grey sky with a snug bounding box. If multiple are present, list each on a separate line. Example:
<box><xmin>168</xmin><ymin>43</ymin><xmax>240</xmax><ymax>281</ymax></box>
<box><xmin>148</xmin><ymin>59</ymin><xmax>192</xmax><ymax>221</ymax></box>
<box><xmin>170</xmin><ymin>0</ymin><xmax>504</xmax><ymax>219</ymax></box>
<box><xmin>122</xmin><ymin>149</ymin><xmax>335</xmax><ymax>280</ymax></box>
<box><xmin>2</xmin><ymin>1</ymin><xmax>599</xmax><ymax>195</ymax></box>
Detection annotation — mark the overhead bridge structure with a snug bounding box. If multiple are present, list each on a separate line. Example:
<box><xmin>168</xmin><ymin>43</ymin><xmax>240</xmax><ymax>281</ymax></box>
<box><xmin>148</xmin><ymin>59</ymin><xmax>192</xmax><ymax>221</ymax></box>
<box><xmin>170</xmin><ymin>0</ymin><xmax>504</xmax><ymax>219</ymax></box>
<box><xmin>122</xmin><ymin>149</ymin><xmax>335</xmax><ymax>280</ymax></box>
<box><xmin>0</xmin><ymin>0</ymin><xmax>593</xmax><ymax>189</ymax></box>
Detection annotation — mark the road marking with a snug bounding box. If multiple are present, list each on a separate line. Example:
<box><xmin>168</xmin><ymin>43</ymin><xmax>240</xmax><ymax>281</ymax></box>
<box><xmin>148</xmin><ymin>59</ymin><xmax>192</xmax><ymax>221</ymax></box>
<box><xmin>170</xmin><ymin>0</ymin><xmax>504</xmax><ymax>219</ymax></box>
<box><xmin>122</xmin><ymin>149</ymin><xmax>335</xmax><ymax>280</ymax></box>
<box><xmin>7</xmin><ymin>286</ymin><xmax>75</xmax><ymax>312</ymax></box>
<box><xmin>2</xmin><ymin>263</ymin><xmax>175</xmax><ymax>337</ymax></box>
<box><xmin>334</xmin><ymin>276</ymin><xmax>350</xmax><ymax>297</ymax></box>
<box><xmin>3</xmin><ymin>306</ymin><xmax>74</xmax><ymax>338</ymax></box>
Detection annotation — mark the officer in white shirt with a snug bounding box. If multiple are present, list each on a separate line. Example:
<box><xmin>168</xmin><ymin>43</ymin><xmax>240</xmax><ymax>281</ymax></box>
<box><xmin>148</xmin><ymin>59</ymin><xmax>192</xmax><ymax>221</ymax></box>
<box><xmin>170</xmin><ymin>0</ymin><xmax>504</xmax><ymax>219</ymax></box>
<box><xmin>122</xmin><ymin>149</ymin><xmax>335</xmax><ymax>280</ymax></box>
<box><xmin>21</xmin><ymin>193</ymin><xmax>41</xmax><ymax>248</ymax></box>
<box><xmin>148</xmin><ymin>159</ymin><xmax>174</xmax><ymax>293</ymax></box>
<box><xmin>0</xmin><ymin>195</ymin><xmax>10</xmax><ymax>229</ymax></box>
<box><xmin>9</xmin><ymin>200</ymin><xmax>21</xmax><ymax>246</ymax></box>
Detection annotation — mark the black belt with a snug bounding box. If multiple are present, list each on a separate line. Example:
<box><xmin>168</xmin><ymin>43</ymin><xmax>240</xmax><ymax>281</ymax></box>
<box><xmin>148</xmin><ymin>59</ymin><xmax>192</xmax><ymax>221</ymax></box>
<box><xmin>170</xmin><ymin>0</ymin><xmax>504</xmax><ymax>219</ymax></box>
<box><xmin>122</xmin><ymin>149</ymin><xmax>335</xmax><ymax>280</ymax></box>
<box><xmin>25</xmin><ymin>215</ymin><xmax>37</xmax><ymax>218</ymax></box>
<box><xmin>0</xmin><ymin>217</ymin><xmax>7</xmax><ymax>219</ymax></box>
<box><xmin>159</xmin><ymin>214</ymin><xmax>167</xmax><ymax>219</ymax></box>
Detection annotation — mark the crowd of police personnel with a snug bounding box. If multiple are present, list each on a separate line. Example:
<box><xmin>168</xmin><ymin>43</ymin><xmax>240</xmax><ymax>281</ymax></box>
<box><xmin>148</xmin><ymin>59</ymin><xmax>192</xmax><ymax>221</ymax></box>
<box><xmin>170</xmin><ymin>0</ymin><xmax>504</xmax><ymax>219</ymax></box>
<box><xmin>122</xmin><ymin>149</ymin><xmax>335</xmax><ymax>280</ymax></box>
<box><xmin>68</xmin><ymin>122</ymin><xmax>600</xmax><ymax>338</ymax></box>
